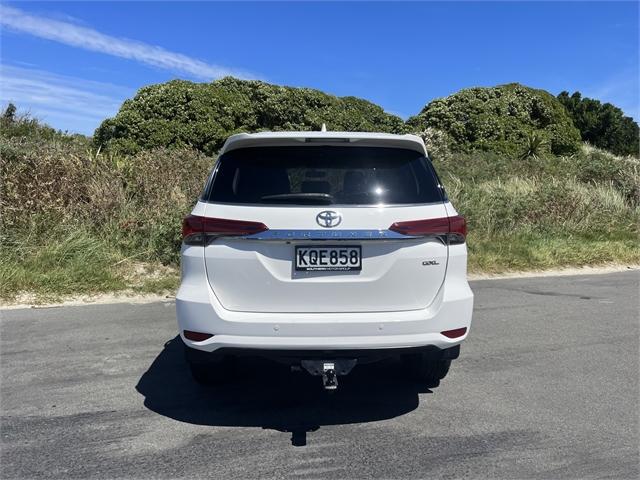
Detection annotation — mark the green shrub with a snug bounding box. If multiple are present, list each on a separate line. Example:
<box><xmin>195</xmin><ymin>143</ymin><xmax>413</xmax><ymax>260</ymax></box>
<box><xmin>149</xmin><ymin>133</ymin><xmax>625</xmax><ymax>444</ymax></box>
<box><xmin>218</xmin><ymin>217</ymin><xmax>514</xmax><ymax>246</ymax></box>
<box><xmin>1</xmin><ymin>117</ymin><xmax>213</xmax><ymax>266</ymax></box>
<box><xmin>94</xmin><ymin>77</ymin><xmax>407</xmax><ymax>155</ymax></box>
<box><xmin>433</xmin><ymin>144</ymin><xmax>639</xmax><ymax>206</ymax></box>
<box><xmin>408</xmin><ymin>83</ymin><xmax>582</xmax><ymax>156</ymax></box>
<box><xmin>519</xmin><ymin>132</ymin><xmax>547</xmax><ymax>160</ymax></box>
<box><xmin>1</xmin><ymin>133</ymin><xmax>99</xmax><ymax>231</ymax></box>
<box><xmin>109</xmin><ymin>148</ymin><xmax>213</xmax><ymax>263</ymax></box>
<box><xmin>446</xmin><ymin>175</ymin><xmax>638</xmax><ymax>235</ymax></box>
<box><xmin>416</xmin><ymin>127</ymin><xmax>453</xmax><ymax>161</ymax></box>
<box><xmin>554</xmin><ymin>145</ymin><xmax>640</xmax><ymax>206</ymax></box>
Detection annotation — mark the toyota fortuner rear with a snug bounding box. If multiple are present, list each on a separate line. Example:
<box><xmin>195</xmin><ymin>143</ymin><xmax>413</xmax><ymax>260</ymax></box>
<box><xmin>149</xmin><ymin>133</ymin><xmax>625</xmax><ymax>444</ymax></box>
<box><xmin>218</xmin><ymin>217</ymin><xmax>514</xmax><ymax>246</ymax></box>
<box><xmin>176</xmin><ymin>131</ymin><xmax>473</xmax><ymax>389</ymax></box>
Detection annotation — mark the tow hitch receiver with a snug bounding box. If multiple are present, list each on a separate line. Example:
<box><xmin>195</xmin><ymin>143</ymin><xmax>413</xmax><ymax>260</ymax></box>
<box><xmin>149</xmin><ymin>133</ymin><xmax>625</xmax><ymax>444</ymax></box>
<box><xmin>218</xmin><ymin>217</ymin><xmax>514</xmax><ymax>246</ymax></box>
<box><xmin>300</xmin><ymin>359</ymin><xmax>358</xmax><ymax>390</ymax></box>
<box><xmin>321</xmin><ymin>362</ymin><xmax>337</xmax><ymax>390</ymax></box>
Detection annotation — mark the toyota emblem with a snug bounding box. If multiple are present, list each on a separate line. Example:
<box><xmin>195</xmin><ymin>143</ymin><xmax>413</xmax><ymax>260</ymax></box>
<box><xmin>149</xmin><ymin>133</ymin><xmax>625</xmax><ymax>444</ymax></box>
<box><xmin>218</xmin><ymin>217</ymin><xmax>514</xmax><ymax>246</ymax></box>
<box><xmin>316</xmin><ymin>210</ymin><xmax>342</xmax><ymax>228</ymax></box>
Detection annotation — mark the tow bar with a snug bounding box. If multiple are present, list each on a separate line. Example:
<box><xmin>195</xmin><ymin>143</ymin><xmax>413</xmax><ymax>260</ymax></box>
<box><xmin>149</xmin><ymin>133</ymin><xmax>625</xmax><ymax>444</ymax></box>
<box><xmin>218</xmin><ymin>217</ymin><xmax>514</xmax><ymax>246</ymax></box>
<box><xmin>300</xmin><ymin>359</ymin><xmax>358</xmax><ymax>390</ymax></box>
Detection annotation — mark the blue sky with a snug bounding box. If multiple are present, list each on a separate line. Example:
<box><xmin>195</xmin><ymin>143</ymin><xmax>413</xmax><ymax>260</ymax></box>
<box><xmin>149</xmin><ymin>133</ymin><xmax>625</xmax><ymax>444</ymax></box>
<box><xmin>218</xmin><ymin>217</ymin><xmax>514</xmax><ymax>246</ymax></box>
<box><xmin>1</xmin><ymin>1</ymin><xmax>638</xmax><ymax>134</ymax></box>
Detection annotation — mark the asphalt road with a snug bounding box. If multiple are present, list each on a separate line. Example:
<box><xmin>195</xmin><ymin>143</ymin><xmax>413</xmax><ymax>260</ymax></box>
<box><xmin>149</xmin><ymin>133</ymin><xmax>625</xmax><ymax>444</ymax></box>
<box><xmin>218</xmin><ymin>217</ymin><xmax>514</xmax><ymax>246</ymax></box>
<box><xmin>1</xmin><ymin>271</ymin><xmax>638</xmax><ymax>479</ymax></box>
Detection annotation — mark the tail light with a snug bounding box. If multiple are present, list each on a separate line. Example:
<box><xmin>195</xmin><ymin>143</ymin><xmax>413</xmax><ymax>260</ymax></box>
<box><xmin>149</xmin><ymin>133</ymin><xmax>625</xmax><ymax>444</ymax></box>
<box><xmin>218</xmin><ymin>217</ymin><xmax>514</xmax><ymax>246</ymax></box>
<box><xmin>182</xmin><ymin>215</ymin><xmax>268</xmax><ymax>245</ymax></box>
<box><xmin>389</xmin><ymin>215</ymin><xmax>466</xmax><ymax>244</ymax></box>
<box><xmin>183</xmin><ymin>330</ymin><xmax>214</xmax><ymax>342</ymax></box>
<box><xmin>441</xmin><ymin>327</ymin><xmax>467</xmax><ymax>339</ymax></box>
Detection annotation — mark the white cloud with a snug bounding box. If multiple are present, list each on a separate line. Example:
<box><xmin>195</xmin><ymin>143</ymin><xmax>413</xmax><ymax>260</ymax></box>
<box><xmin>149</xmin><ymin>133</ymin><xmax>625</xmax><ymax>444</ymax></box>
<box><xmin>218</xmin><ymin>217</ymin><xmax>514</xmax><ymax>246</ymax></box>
<box><xmin>0</xmin><ymin>64</ymin><xmax>133</xmax><ymax>134</ymax></box>
<box><xmin>0</xmin><ymin>4</ymin><xmax>256</xmax><ymax>81</ymax></box>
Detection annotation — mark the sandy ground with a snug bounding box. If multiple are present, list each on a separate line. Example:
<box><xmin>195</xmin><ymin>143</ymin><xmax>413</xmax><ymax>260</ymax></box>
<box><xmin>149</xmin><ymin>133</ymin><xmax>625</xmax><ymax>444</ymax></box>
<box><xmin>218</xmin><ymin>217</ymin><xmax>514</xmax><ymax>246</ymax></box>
<box><xmin>0</xmin><ymin>291</ymin><xmax>176</xmax><ymax>310</ymax></box>
<box><xmin>468</xmin><ymin>263</ymin><xmax>639</xmax><ymax>280</ymax></box>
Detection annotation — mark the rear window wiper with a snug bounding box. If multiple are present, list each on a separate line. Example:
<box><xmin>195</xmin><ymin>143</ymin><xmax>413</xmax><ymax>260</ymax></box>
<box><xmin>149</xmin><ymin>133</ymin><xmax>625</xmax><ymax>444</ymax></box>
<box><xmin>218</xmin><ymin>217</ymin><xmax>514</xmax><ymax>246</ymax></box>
<box><xmin>260</xmin><ymin>193</ymin><xmax>334</xmax><ymax>205</ymax></box>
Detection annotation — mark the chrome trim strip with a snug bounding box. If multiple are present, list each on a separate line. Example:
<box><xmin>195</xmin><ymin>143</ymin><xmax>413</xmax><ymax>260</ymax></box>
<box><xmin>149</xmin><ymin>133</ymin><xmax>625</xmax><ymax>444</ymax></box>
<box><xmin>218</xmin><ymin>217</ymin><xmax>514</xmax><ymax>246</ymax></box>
<box><xmin>243</xmin><ymin>229</ymin><xmax>424</xmax><ymax>241</ymax></box>
<box><xmin>200</xmin><ymin>200</ymin><xmax>445</xmax><ymax>208</ymax></box>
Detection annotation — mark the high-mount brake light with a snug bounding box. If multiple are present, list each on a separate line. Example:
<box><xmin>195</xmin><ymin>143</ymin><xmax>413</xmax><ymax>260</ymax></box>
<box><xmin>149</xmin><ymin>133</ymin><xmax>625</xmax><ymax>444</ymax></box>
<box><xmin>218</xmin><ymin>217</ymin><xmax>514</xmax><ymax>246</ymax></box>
<box><xmin>388</xmin><ymin>215</ymin><xmax>467</xmax><ymax>244</ymax></box>
<box><xmin>182</xmin><ymin>215</ymin><xmax>268</xmax><ymax>245</ymax></box>
<box><xmin>304</xmin><ymin>137</ymin><xmax>351</xmax><ymax>143</ymax></box>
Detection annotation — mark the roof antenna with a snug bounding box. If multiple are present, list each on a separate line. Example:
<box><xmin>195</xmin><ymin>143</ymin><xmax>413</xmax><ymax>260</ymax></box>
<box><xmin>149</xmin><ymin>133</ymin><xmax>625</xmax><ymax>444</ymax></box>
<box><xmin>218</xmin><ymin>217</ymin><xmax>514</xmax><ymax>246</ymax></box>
<box><xmin>320</xmin><ymin>123</ymin><xmax>327</xmax><ymax>132</ymax></box>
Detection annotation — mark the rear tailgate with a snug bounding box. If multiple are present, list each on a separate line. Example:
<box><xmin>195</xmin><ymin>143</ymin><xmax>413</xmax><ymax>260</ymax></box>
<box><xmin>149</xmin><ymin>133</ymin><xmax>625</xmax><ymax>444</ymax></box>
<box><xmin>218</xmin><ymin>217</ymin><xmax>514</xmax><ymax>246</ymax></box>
<box><xmin>203</xmin><ymin>203</ymin><xmax>448</xmax><ymax>313</ymax></box>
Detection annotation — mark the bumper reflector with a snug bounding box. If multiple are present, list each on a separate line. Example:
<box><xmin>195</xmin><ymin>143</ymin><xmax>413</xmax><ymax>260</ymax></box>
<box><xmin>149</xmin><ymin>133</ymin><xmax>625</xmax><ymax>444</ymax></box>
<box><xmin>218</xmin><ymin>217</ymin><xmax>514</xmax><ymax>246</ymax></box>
<box><xmin>441</xmin><ymin>327</ymin><xmax>467</xmax><ymax>339</ymax></box>
<box><xmin>183</xmin><ymin>330</ymin><xmax>214</xmax><ymax>342</ymax></box>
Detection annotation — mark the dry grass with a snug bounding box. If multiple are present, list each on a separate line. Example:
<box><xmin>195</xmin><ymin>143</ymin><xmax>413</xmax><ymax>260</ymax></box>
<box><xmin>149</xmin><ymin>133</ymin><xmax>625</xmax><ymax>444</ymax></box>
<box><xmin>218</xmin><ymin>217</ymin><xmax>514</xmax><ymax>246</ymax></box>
<box><xmin>1</xmin><ymin>116</ymin><xmax>638</xmax><ymax>301</ymax></box>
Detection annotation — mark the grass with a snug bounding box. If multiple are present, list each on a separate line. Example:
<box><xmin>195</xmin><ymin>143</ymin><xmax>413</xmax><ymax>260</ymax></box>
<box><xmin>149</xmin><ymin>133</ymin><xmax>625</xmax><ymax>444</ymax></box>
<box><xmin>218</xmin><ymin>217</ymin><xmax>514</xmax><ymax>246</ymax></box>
<box><xmin>3</xmin><ymin>228</ymin><xmax>636</xmax><ymax>304</ymax></box>
<box><xmin>468</xmin><ymin>231</ymin><xmax>640</xmax><ymax>273</ymax></box>
<box><xmin>1</xmin><ymin>114</ymin><xmax>638</xmax><ymax>304</ymax></box>
<box><xmin>0</xmin><ymin>229</ymin><xmax>179</xmax><ymax>303</ymax></box>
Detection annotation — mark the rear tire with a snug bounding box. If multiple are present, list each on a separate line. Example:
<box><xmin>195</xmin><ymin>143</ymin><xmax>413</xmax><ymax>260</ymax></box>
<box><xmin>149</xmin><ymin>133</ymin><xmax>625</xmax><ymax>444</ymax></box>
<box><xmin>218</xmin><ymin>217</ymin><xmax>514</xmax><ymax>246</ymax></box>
<box><xmin>184</xmin><ymin>345</ymin><xmax>233</xmax><ymax>385</ymax></box>
<box><xmin>402</xmin><ymin>352</ymin><xmax>452</xmax><ymax>388</ymax></box>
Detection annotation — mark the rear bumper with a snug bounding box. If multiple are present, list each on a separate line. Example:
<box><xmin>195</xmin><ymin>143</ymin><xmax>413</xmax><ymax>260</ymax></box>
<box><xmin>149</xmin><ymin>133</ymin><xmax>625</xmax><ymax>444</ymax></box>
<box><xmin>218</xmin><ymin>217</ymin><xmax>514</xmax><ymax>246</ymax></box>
<box><xmin>176</xmin><ymin>245</ymin><xmax>474</xmax><ymax>353</ymax></box>
<box><xmin>186</xmin><ymin>344</ymin><xmax>461</xmax><ymax>366</ymax></box>
<box><xmin>179</xmin><ymin>330</ymin><xmax>470</xmax><ymax>353</ymax></box>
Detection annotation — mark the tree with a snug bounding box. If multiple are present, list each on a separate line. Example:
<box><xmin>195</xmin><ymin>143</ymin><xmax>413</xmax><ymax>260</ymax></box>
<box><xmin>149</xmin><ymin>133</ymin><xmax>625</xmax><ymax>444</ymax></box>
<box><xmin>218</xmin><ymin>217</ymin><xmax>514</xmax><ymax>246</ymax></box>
<box><xmin>558</xmin><ymin>91</ymin><xmax>639</xmax><ymax>157</ymax></box>
<box><xmin>2</xmin><ymin>103</ymin><xmax>17</xmax><ymax>122</ymax></box>
<box><xmin>407</xmin><ymin>83</ymin><xmax>582</xmax><ymax>156</ymax></box>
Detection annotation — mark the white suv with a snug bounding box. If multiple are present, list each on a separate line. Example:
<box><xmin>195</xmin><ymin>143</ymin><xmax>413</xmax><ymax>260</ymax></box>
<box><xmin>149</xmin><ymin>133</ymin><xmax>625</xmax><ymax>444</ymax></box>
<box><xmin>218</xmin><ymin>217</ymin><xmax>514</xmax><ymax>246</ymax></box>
<box><xmin>176</xmin><ymin>131</ymin><xmax>473</xmax><ymax>390</ymax></box>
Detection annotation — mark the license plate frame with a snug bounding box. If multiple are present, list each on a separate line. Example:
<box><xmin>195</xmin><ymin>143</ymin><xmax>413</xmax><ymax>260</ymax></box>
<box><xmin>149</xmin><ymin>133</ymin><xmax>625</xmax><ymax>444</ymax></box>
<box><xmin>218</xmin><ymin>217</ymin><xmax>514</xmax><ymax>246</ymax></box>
<box><xmin>294</xmin><ymin>245</ymin><xmax>362</xmax><ymax>272</ymax></box>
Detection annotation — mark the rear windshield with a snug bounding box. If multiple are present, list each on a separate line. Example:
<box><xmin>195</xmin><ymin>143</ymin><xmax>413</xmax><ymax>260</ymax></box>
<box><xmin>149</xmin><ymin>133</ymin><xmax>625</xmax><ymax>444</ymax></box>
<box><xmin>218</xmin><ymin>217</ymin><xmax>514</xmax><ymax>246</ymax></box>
<box><xmin>204</xmin><ymin>146</ymin><xmax>443</xmax><ymax>206</ymax></box>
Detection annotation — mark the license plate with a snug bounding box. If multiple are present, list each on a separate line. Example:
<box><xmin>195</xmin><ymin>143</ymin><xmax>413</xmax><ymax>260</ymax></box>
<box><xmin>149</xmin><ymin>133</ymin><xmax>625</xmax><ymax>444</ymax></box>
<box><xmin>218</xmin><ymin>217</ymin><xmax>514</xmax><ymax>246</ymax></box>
<box><xmin>295</xmin><ymin>245</ymin><xmax>362</xmax><ymax>271</ymax></box>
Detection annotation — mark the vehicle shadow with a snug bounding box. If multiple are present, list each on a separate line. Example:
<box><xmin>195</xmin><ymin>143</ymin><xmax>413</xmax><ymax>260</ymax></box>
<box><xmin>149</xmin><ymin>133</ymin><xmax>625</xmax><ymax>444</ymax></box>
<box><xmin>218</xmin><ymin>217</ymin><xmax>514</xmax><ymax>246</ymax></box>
<box><xmin>136</xmin><ymin>336</ymin><xmax>428</xmax><ymax>446</ymax></box>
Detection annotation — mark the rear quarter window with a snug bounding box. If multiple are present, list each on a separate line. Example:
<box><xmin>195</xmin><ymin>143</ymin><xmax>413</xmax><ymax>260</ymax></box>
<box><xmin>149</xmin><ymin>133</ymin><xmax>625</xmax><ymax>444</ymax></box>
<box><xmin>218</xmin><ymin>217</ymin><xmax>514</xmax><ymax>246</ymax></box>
<box><xmin>205</xmin><ymin>146</ymin><xmax>444</xmax><ymax>206</ymax></box>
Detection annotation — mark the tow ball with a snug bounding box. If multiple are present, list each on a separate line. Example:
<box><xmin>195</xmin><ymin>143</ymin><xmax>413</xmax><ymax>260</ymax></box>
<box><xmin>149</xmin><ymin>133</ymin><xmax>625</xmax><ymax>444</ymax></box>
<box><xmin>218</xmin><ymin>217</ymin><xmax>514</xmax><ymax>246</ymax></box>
<box><xmin>300</xmin><ymin>359</ymin><xmax>358</xmax><ymax>390</ymax></box>
<box><xmin>320</xmin><ymin>362</ymin><xmax>337</xmax><ymax>390</ymax></box>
